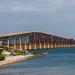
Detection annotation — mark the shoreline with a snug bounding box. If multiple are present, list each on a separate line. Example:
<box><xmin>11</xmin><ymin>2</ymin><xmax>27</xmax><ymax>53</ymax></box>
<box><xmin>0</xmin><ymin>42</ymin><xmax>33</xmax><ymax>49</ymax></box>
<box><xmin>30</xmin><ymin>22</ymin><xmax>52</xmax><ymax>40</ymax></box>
<box><xmin>0</xmin><ymin>54</ymin><xmax>34</xmax><ymax>67</ymax></box>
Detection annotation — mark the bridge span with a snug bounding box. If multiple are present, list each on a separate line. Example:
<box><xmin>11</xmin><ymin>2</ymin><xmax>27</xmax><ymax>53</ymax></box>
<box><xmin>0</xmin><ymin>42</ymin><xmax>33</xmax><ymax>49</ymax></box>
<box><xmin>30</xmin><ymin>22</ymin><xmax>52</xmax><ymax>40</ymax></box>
<box><xmin>0</xmin><ymin>32</ymin><xmax>75</xmax><ymax>51</ymax></box>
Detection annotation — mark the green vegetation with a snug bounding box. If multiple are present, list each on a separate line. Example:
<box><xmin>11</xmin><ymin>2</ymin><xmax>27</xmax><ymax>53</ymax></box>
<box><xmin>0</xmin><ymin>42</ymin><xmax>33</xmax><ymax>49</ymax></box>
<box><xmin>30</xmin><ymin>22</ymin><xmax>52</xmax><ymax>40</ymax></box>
<box><xmin>32</xmin><ymin>51</ymin><xmax>48</xmax><ymax>57</ymax></box>
<box><xmin>32</xmin><ymin>52</ymin><xmax>44</xmax><ymax>56</ymax></box>
<box><xmin>10</xmin><ymin>49</ymin><xmax>27</xmax><ymax>56</ymax></box>
<box><xmin>0</xmin><ymin>48</ymin><xmax>4</xmax><ymax>53</ymax></box>
<box><xmin>32</xmin><ymin>52</ymin><xmax>42</xmax><ymax>55</ymax></box>
<box><xmin>0</xmin><ymin>48</ymin><xmax>5</xmax><ymax>61</ymax></box>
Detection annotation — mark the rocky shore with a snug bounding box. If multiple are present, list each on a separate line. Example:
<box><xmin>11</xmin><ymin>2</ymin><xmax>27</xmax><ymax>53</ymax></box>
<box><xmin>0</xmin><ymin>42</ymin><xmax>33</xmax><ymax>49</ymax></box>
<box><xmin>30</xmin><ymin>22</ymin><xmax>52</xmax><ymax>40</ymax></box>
<box><xmin>0</xmin><ymin>54</ymin><xmax>34</xmax><ymax>66</ymax></box>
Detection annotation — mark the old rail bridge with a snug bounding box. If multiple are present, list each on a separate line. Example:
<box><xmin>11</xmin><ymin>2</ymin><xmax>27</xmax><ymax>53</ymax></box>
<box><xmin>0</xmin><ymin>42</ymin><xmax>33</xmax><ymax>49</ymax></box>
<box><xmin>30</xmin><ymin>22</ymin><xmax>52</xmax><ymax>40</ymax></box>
<box><xmin>0</xmin><ymin>32</ymin><xmax>75</xmax><ymax>51</ymax></box>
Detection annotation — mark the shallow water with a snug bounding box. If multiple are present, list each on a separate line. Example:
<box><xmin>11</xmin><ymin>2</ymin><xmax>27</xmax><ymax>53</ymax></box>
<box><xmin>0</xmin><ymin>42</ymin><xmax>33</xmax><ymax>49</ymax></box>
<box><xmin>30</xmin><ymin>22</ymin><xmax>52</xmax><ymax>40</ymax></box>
<box><xmin>0</xmin><ymin>48</ymin><xmax>75</xmax><ymax>75</ymax></box>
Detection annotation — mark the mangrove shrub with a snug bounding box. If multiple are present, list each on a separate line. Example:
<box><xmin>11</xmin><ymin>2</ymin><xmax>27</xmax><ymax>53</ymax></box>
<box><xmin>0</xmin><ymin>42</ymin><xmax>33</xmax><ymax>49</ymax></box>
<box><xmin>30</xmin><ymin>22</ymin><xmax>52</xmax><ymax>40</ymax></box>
<box><xmin>0</xmin><ymin>48</ymin><xmax>5</xmax><ymax>61</ymax></box>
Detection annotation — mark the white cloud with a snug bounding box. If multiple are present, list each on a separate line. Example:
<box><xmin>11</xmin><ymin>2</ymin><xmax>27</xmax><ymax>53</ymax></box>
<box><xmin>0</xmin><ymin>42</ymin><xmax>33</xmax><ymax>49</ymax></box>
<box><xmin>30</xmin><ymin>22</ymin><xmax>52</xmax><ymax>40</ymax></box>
<box><xmin>0</xmin><ymin>0</ymin><xmax>74</xmax><ymax>12</ymax></box>
<box><xmin>0</xmin><ymin>0</ymin><xmax>62</xmax><ymax>12</ymax></box>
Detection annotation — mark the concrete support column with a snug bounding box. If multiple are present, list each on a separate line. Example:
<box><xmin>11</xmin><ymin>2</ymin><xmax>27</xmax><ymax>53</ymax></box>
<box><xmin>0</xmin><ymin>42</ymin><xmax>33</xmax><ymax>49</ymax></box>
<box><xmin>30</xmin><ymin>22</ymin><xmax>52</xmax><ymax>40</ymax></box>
<box><xmin>61</xmin><ymin>44</ymin><xmax>62</xmax><ymax>48</ymax></box>
<box><xmin>67</xmin><ymin>45</ymin><xmax>68</xmax><ymax>47</ymax></box>
<box><xmin>49</xmin><ymin>43</ymin><xmax>51</xmax><ymax>48</ymax></box>
<box><xmin>57</xmin><ymin>44</ymin><xmax>60</xmax><ymax>48</ymax></box>
<box><xmin>56</xmin><ymin>44</ymin><xmax>58</xmax><ymax>48</ymax></box>
<box><xmin>34</xmin><ymin>43</ymin><xmax>37</xmax><ymax>49</ymax></box>
<box><xmin>64</xmin><ymin>44</ymin><xmax>66</xmax><ymax>47</ymax></box>
<box><xmin>44</xmin><ymin>43</ymin><xmax>46</xmax><ymax>49</ymax></box>
<box><xmin>62</xmin><ymin>44</ymin><xmax>64</xmax><ymax>48</ymax></box>
<box><xmin>29</xmin><ymin>43</ymin><xmax>32</xmax><ymax>50</ymax></box>
<box><xmin>55</xmin><ymin>44</ymin><xmax>57</xmax><ymax>48</ymax></box>
<box><xmin>51</xmin><ymin>44</ymin><xmax>53</xmax><ymax>48</ymax></box>
<box><xmin>67</xmin><ymin>44</ymin><xmax>68</xmax><ymax>47</ymax></box>
<box><xmin>14</xmin><ymin>39</ymin><xmax>16</xmax><ymax>49</ymax></box>
<box><xmin>48</xmin><ymin>43</ymin><xmax>49</xmax><ymax>48</ymax></box>
<box><xmin>63</xmin><ymin>44</ymin><xmax>65</xmax><ymax>48</ymax></box>
<box><xmin>60</xmin><ymin>44</ymin><xmax>61</xmax><ymax>48</ymax></box>
<box><xmin>39</xmin><ymin>43</ymin><xmax>42</xmax><ymax>49</ymax></box>
<box><xmin>61</xmin><ymin>44</ymin><xmax>63</xmax><ymax>48</ymax></box>
<box><xmin>66</xmin><ymin>44</ymin><xmax>67</xmax><ymax>47</ymax></box>
<box><xmin>60</xmin><ymin>44</ymin><xmax>62</xmax><ymax>48</ymax></box>
<box><xmin>68</xmin><ymin>44</ymin><xmax>69</xmax><ymax>47</ymax></box>
<box><xmin>25</xmin><ymin>44</ymin><xmax>27</xmax><ymax>50</ymax></box>
<box><xmin>7</xmin><ymin>39</ymin><xmax>10</xmax><ymax>47</ymax></box>
<box><xmin>69</xmin><ymin>44</ymin><xmax>71</xmax><ymax>47</ymax></box>
<box><xmin>20</xmin><ymin>37</ymin><xmax>22</xmax><ymax>50</ymax></box>
<box><xmin>45</xmin><ymin>44</ymin><xmax>47</xmax><ymax>49</ymax></box>
<box><xmin>59</xmin><ymin>44</ymin><xmax>61</xmax><ymax>48</ymax></box>
<box><xmin>64</xmin><ymin>44</ymin><xmax>65</xmax><ymax>48</ymax></box>
<box><xmin>67</xmin><ymin>44</ymin><xmax>69</xmax><ymax>47</ymax></box>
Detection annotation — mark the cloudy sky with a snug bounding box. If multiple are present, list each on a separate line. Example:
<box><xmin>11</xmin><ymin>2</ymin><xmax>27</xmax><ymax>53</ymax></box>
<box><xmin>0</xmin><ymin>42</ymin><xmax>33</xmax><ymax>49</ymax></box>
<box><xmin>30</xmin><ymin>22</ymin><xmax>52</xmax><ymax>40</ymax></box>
<box><xmin>0</xmin><ymin>0</ymin><xmax>75</xmax><ymax>38</ymax></box>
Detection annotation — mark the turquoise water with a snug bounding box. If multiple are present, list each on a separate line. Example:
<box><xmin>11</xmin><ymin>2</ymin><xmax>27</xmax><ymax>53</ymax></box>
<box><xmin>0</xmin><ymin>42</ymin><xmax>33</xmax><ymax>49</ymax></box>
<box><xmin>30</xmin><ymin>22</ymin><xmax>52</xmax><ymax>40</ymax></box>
<box><xmin>0</xmin><ymin>48</ymin><xmax>75</xmax><ymax>75</ymax></box>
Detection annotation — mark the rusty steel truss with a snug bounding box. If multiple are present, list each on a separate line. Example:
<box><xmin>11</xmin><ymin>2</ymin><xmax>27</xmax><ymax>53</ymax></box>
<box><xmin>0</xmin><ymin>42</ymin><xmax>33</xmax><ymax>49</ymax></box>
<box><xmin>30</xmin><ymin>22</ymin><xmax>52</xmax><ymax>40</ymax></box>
<box><xmin>0</xmin><ymin>32</ymin><xmax>75</xmax><ymax>50</ymax></box>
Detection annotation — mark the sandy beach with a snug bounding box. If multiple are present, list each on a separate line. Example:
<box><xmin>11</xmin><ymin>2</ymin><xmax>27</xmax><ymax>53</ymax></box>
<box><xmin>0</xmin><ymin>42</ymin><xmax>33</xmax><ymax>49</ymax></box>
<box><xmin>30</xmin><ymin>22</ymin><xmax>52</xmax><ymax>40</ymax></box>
<box><xmin>0</xmin><ymin>54</ymin><xmax>34</xmax><ymax>66</ymax></box>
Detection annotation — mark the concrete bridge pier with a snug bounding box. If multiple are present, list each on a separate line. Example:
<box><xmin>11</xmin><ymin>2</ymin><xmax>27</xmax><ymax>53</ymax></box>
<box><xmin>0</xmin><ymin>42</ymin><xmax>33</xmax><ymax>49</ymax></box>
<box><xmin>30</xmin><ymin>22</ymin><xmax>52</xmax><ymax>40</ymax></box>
<box><xmin>50</xmin><ymin>44</ymin><xmax>53</xmax><ymax>48</ymax></box>
<box><xmin>48</xmin><ymin>43</ymin><xmax>49</xmax><ymax>49</ymax></box>
<box><xmin>54</xmin><ymin>44</ymin><xmax>57</xmax><ymax>48</ymax></box>
<box><xmin>29</xmin><ymin>44</ymin><xmax>31</xmax><ymax>50</ymax></box>
<box><xmin>7</xmin><ymin>40</ymin><xmax>10</xmax><ymax>47</ymax></box>
<box><xmin>39</xmin><ymin>43</ymin><xmax>42</xmax><ymax>49</ymax></box>
<box><xmin>57</xmin><ymin>44</ymin><xmax>59</xmax><ymax>48</ymax></box>
<box><xmin>34</xmin><ymin>43</ymin><xmax>37</xmax><ymax>50</ymax></box>
<box><xmin>14</xmin><ymin>44</ymin><xmax>16</xmax><ymax>49</ymax></box>
<box><xmin>24</xmin><ymin>44</ymin><xmax>27</xmax><ymax>50</ymax></box>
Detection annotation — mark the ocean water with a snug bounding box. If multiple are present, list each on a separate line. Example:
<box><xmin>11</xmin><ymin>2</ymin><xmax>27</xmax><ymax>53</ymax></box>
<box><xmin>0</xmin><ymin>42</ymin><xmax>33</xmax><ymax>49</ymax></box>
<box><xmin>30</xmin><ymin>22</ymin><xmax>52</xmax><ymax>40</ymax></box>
<box><xmin>0</xmin><ymin>48</ymin><xmax>75</xmax><ymax>75</ymax></box>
